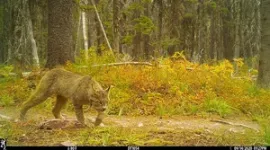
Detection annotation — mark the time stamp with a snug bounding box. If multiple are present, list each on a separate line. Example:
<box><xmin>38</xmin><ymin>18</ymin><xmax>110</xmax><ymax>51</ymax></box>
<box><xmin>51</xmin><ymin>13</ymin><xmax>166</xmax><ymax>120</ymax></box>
<box><xmin>233</xmin><ymin>146</ymin><xmax>267</xmax><ymax>150</ymax></box>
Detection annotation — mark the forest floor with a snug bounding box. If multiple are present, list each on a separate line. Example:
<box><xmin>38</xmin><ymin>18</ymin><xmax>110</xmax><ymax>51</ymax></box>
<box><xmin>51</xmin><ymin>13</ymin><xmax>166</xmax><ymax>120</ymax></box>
<box><xmin>0</xmin><ymin>106</ymin><xmax>265</xmax><ymax>146</ymax></box>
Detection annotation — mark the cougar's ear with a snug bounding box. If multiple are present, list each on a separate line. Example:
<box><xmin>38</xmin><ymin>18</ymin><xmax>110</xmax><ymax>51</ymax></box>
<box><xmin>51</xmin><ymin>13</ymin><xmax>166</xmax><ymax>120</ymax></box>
<box><xmin>92</xmin><ymin>84</ymin><xmax>99</xmax><ymax>92</ymax></box>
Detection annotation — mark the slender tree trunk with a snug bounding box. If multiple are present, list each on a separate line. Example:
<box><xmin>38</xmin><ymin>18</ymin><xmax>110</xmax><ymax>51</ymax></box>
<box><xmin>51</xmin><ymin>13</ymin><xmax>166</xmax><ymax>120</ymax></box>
<box><xmin>0</xmin><ymin>0</ymin><xmax>4</xmax><ymax>63</ymax></box>
<box><xmin>217</xmin><ymin>10</ymin><xmax>224</xmax><ymax>60</ymax></box>
<box><xmin>143</xmin><ymin>1</ymin><xmax>152</xmax><ymax>59</ymax></box>
<box><xmin>119</xmin><ymin>0</ymin><xmax>127</xmax><ymax>54</ymax></box>
<box><xmin>87</xmin><ymin>11</ymin><xmax>95</xmax><ymax>47</ymax></box>
<box><xmin>257</xmin><ymin>0</ymin><xmax>270</xmax><ymax>88</ymax></box>
<box><xmin>233</xmin><ymin>0</ymin><xmax>241</xmax><ymax>74</ymax></box>
<box><xmin>81</xmin><ymin>0</ymin><xmax>89</xmax><ymax>60</ymax></box>
<box><xmin>95</xmin><ymin>6</ymin><xmax>102</xmax><ymax>55</ymax></box>
<box><xmin>113</xmin><ymin>0</ymin><xmax>120</xmax><ymax>53</ymax></box>
<box><xmin>192</xmin><ymin>0</ymin><xmax>203</xmax><ymax>63</ymax></box>
<box><xmin>223</xmin><ymin>0</ymin><xmax>234</xmax><ymax>61</ymax></box>
<box><xmin>234</xmin><ymin>0</ymin><xmax>240</xmax><ymax>59</ymax></box>
<box><xmin>75</xmin><ymin>9</ymin><xmax>82</xmax><ymax>57</ymax></box>
<box><xmin>132</xmin><ymin>0</ymin><xmax>142</xmax><ymax>60</ymax></box>
<box><xmin>254</xmin><ymin>0</ymin><xmax>261</xmax><ymax>60</ymax></box>
<box><xmin>2</xmin><ymin>0</ymin><xmax>14</xmax><ymax>64</ymax></box>
<box><xmin>210</xmin><ymin>13</ymin><xmax>216</xmax><ymax>60</ymax></box>
<box><xmin>26</xmin><ymin>0</ymin><xmax>40</xmax><ymax>68</ymax></box>
<box><xmin>239</xmin><ymin>0</ymin><xmax>244</xmax><ymax>59</ymax></box>
<box><xmin>157</xmin><ymin>0</ymin><xmax>163</xmax><ymax>57</ymax></box>
<box><xmin>168</xmin><ymin>0</ymin><xmax>179</xmax><ymax>56</ymax></box>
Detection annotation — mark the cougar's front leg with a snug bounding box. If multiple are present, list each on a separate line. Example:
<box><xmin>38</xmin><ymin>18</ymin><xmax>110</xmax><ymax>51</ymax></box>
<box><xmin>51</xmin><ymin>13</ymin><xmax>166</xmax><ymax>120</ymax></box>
<box><xmin>73</xmin><ymin>104</ymin><xmax>85</xmax><ymax>125</ymax></box>
<box><xmin>94</xmin><ymin>111</ymin><xmax>105</xmax><ymax>126</ymax></box>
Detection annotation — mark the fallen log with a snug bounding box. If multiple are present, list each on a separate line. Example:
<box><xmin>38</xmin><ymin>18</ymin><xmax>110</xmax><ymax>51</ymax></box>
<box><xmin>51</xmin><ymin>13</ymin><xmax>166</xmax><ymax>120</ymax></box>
<box><xmin>91</xmin><ymin>62</ymin><xmax>153</xmax><ymax>67</ymax></box>
<box><xmin>210</xmin><ymin>119</ymin><xmax>259</xmax><ymax>132</ymax></box>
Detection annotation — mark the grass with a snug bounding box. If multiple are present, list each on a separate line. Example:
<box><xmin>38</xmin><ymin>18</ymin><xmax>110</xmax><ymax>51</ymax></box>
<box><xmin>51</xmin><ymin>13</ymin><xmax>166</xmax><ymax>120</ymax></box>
<box><xmin>264</xmin><ymin>127</ymin><xmax>270</xmax><ymax>145</ymax></box>
<box><xmin>203</xmin><ymin>97</ymin><xmax>232</xmax><ymax>117</ymax></box>
<box><xmin>0</xmin><ymin>117</ymin><xmax>265</xmax><ymax>146</ymax></box>
<box><xmin>0</xmin><ymin>94</ymin><xmax>14</xmax><ymax>107</ymax></box>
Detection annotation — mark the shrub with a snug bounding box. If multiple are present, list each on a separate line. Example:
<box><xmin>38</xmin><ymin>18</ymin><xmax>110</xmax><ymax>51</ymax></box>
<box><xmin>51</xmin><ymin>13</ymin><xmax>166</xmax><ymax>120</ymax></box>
<box><xmin>0</xmin><ymin>94</ymin><xmax>14</xmax><ymax>107</ymax></box>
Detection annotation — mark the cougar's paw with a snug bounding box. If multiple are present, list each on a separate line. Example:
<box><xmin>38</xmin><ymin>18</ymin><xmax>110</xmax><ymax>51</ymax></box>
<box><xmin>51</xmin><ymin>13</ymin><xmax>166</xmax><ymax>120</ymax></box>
<box><xmin>74</xmin><ymin>122</ymin><xmax>88</xmax><ymax>128</ymax></box>
<box><xmin>94</xmin><ymin>119</ymin><xmax>103</xmax><ymax>126</ymax></box>
<box><xmin>61</xmin><ymin>113</ymin><xmax>67</xmax><ymax>119</ymax></box>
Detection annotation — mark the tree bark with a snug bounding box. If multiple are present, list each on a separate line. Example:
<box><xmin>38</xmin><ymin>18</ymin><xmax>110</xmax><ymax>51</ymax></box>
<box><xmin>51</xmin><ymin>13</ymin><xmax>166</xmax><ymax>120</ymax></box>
<box><xmin>143</xmin><ymin>1</ymin><xmax>152</xmax><ymax>59</ymax></box>
<box><xmin>234</xmin><ymin>0</ymin><xmax>241</xmax><ymax>59</ymax></box>
<box><xmin>0</xmin><ymin>0</ymin><xmax>4</xmax><ymax>63</ymax></box>
<box><xmin>132</xmin><ymin>0</ymin><xmax>142</xmax><ymax>60</ymax></box>
<box><xmin>26</xmin><ymin>0</ymin><xmax>40</xmax><ymax>68</ymax></box>
<box><xmin>223</xmin><ymin>0</ymin><xmax>234</xmax><ymax>61</ymax></box>
<box><xmin>75</xmin><ymin>9</ymin><xmax>82</xmax><ymax>57</ymax></box>
<box><xmin>113</xmin><ymin>0</ymin><xmax>120</xmax><ymax>53</ymax></box>
<box><xmin>210</xmin><ymin>11</ymin><xmax>216</xmax><ymax>60</ymax></box>
<box><xmin>94</xmin><ymin>1</ymin><xmax>102</xmax><ymax>55</ymax></box>
<box><xmin>168</xmin><ymin>0</ymin><xmax>179</xmax><ymax>56</ymax></box>
<box><xmin>157</xmin><ymin>0</ymin><xmax>163</xmax><ymax>57</ymax></box>
<box><xmin>46</xmin><ymin>0</ymin><xmax>74</xmax><ymax>68</ymax></box>
<box><xmin>81</xmin><ymin>0</ymin><xmax>89</xmax><ymax>60</ymax></box>
<box><xmin>257</xmin><ymin>0</ymin><xmax>270</xmax><ymax>88</ymax></box>
<box><xmin>254</xmin><ymin>0</ymin><xmax>261</xmax><ymax>59</ymax></box>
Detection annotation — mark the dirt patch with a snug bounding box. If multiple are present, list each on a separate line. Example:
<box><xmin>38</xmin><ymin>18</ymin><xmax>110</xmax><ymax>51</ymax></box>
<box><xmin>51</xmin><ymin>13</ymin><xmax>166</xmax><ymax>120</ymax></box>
<box><xmin>0</xmin><ymin>107</ymin><xmax>264</xmax><ymax>146</ymax></box>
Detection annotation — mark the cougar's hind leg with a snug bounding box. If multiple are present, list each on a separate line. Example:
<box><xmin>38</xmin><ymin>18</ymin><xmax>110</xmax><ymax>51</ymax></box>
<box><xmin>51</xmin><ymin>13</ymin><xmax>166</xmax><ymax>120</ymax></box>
<box><xmin>73</xmin><ymin>104</ymin><xmax>85</xmax><ymax>125</ymax></box>
<box><xmin>20</xmin><ymin>72</ymin><xmax>56</xmax><ymax>120</ymax></box>
<box><xmin>52</xmin><ymin>95</ymin><xmax>68</xmax><ymax>119</ymax></box>
<box><xmin>20</xmin><ymin>90</ymin><xmax>51</xmax><ymax>120</ymax></box>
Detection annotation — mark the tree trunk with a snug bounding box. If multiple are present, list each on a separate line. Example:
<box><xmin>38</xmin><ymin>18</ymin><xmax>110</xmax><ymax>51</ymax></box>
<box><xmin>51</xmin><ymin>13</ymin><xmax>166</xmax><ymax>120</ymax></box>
<box><xmin>46</xmin><ymin>0</ymin><xmax>74</xmax><ymax>68</ymax></box>
<box><xmin>143</xmin><ymin>1</ymin><xmax>152</xmax><ymax>59</ymax></box>
<box><xmin>26</xmin><ymin>0</ymin><xmax>40</xmax><ymax>68</ymax></box>
<box><xmin>113</xmin><ymin>0</ymin><xmax>120</xmax><ymax>53</ymax></box>
<box><xmin>75</xmin><ymin>9</ymin><xmax>82</xmax><ymax>57</ymax></box>
<box><xmin>87</xmin><ymin>10</ymin><xmax>95</xmax><ymax>48</ymax></box>
<box><xmin>233</xmin><ymin>0</ymin><xmax>241</xmax><ymax>74</ymax></box>
<box><xmin>254</xmin><ymin>0</ymin><xmax>261</xmax><ymax>60</ymax></box>
<box><xmin>81</xmin><ymin>0</ymin><xmax>89</xmax><ymax>60</ymax></box>
<box><xmin>0</xmin><ymin>0</ymin><xmax>4</xmax><ymax>63</ymax></box>
<box><xmin>156</xmin><ymin>0</ymin><xmax>163</xmax><ymax>57</ymax></box>
<box><xmin>210</xmin><ymin>13</ymin><xmax>216</xmax><ymax>60</ymax></box>
<box><xmin>132</xmin><ymin>0</ymin><xmax>142</xmax><ymax>60</ymax></box>
<box><xmin>257</xmin><ymin>0</ymin><xmax>270</xmax><ymax>88</ymax></box>
<box><xmin>234</xmin><ymin>0</ymin><xmax>241</xmax><ymax>59</ymax></box>
<box><xmin>223</xmin><ymin>0</ymin><xmax>234</xmax><ymax>61</ymax></box>
<box><xmin>95</xmin><ymin>4</ymin><xmax>102</xmax><ymax>55</ymax></box>
<box><xmin>168</xmin><ymin>0</ymin><xmax>179</xmax><ymax>56</ymax></box>
<box><xmin>2</xmin><ymin>0</ymin><xmax>14</xmax><ymax>64</ymax></box>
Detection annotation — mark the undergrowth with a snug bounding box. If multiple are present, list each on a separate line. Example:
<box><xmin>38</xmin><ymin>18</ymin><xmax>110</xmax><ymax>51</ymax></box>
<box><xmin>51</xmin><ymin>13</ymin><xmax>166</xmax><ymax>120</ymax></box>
<box><xmin>63</xmin><ymin>51</ymin><xmax>270</xmax><ymax>119</ymax></box>
<box><xmin>0</xmin><ymin>51</ymin><xmax>270</xmax><ymax>119</ymax></box>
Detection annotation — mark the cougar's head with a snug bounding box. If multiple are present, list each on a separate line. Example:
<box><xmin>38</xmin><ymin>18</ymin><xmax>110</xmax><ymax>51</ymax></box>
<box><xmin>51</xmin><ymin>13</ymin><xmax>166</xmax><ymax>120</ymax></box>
<box><xmin>90</xmin><ymin>86</ymin><xmax>111</xmax><ymax>112</ymax></box>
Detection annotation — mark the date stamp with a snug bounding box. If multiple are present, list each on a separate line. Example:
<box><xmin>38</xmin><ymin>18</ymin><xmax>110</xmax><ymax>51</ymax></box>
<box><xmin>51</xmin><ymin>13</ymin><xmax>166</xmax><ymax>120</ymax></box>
<box><xmin>128</xmin><ymin>146</ymin><xmax>140</xmax><ymax>150</ymax></box>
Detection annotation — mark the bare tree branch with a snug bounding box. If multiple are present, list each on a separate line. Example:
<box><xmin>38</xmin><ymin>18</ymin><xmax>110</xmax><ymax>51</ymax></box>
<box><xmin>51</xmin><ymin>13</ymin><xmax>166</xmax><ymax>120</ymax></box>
<box><xmin>91</xmin><ymin>62</ymin><xmax>153</xmax><ymax>67</ymax></box>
